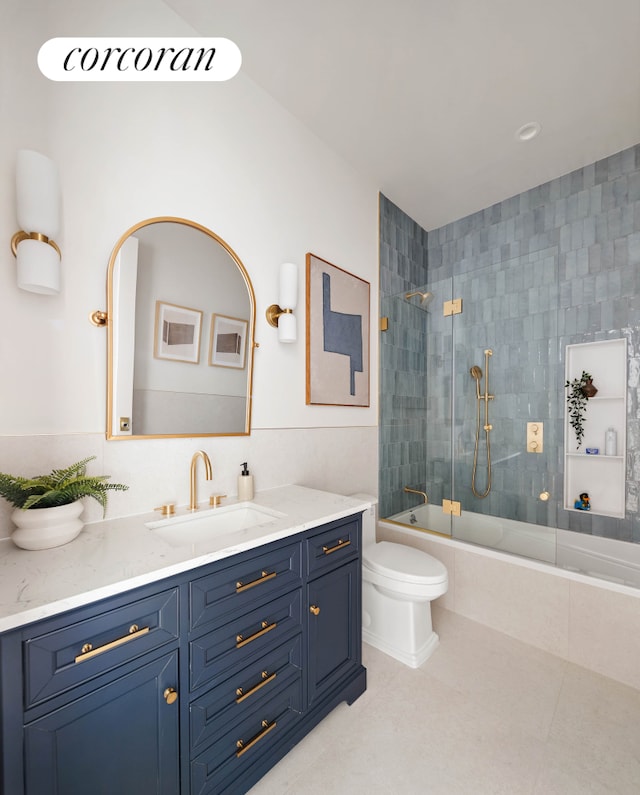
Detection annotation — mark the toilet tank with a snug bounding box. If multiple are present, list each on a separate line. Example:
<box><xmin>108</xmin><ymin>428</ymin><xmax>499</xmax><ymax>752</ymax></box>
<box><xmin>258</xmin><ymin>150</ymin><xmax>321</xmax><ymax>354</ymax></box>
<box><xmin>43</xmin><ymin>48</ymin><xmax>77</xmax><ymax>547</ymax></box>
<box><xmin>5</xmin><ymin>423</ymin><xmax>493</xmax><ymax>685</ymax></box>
<box><xmin>349</xmin><ymin>493</ymin><xmax>378</xmax><ymax>546</ymax></box>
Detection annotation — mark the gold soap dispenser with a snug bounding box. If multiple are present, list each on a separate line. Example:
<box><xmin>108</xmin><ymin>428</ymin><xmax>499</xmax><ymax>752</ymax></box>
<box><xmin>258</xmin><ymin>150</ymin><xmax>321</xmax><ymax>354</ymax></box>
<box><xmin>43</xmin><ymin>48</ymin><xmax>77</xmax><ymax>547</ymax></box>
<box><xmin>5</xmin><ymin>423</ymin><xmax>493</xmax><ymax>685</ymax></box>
<box><xmin>238</xmin><ymin>462</ymin><xmax>254</xmax><ymax>501</ymax></box>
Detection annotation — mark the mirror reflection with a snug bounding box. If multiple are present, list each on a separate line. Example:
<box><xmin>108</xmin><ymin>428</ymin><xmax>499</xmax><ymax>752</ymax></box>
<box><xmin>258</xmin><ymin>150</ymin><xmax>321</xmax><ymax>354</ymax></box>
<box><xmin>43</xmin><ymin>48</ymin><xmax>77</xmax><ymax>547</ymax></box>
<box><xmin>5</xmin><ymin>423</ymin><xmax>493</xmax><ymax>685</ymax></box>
<box><xmin>106</xmin><ymin>217</ymin><xmax>255</xmax><ymax>439</ymax></box>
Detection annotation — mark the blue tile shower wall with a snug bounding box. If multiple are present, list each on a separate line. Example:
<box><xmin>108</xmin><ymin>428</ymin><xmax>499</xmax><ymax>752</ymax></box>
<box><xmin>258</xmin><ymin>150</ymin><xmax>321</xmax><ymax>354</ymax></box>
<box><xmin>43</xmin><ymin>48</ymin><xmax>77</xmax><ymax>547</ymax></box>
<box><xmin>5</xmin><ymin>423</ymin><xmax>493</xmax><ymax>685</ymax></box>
<box><xmin>379</xmin><ymin>195</ymin><xmax>430</xmax><ymax>518</ymax></box>
<box><xmin>380</xmin><ymin>144</ymin><xmax>640</xmax><ymax>542</ymax></box>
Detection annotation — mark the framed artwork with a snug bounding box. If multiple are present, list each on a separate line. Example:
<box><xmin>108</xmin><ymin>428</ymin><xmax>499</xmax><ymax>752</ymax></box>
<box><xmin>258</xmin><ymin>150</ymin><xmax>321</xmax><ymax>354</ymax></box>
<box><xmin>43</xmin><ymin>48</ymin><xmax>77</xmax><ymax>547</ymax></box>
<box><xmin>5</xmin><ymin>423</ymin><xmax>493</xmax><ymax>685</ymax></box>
<box><xmin>209</xmin><ymin>314</ymin><xmax>248</xmax><ymax>369</ymax></box>
<box><xmin>154</xmin><ymin>301</ymin><xmax>202</xmax><ymax>364</ymax></box>
<box><xmin>306</xmin><ymin>252</ymin><xmax>370</xmax><ymax>406</ymax></box>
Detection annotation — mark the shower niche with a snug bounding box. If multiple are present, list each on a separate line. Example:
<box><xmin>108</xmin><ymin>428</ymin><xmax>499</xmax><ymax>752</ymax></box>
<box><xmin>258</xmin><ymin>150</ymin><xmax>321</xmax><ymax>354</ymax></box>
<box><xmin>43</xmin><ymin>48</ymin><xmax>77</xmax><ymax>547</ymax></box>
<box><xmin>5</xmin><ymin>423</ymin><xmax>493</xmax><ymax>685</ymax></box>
<box><xmin>563</xmin><ymin>339</ymin><xmax>627</xmax><ymax>519</ymax></box>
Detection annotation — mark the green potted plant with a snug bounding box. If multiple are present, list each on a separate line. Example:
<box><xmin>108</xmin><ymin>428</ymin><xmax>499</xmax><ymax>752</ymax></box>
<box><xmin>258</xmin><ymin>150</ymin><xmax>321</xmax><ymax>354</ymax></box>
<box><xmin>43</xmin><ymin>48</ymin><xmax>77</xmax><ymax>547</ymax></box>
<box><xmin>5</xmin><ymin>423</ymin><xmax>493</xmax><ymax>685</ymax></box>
<box><xmin>0</xmin><ymin>456</ymin><xmax>128</xmax><ymax>550</ymax></box>
<box><xmin>565</xmin><ymin>370</ymin><xmax>596</xmax><ymax>449</ymax></box>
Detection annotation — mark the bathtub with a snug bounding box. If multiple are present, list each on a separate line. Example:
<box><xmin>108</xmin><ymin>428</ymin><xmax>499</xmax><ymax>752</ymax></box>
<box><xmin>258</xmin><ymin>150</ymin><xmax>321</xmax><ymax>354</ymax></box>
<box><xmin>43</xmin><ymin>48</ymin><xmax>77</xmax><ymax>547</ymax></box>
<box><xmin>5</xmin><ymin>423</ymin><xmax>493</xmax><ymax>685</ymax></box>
<box><xmin>384</xmin><ymin>503</ymin><xmax>640</xmax><ymax>589</ymax></box>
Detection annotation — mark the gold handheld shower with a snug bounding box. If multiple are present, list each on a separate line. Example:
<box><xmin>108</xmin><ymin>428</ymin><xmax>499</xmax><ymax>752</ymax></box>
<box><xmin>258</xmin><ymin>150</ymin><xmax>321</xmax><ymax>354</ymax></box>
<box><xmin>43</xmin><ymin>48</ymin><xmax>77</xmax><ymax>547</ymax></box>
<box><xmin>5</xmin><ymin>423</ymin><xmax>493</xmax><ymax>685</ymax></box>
<box><xmin>470</xmin><ymin>365</ymin><xmax>482</xmax><ymax>399</ymax></box>
<box><xmin>470</xmin><ymin>350</ymin><xmax>494</xmax><ymax>498</ymax></box>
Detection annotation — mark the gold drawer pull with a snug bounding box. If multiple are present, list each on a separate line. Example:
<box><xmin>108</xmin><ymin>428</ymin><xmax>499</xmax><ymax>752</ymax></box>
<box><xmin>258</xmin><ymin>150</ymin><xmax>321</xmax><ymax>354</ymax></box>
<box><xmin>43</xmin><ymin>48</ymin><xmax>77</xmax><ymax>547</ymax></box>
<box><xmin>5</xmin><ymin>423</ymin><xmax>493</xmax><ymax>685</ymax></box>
<box><xmin>235</xmin><ymin>670</ymin><xmax>277</xmax><ymax>703</ymax></box>
<box><xmin>75</xmin><ymin>625</ymin><xmax>150</xmax><ymax>663</ymax></box>
<box><xmin>163</xmin><ymin>687</ymin><xmax>178</xmax><ymax>705</ymax></box>
<box><xmin>236</xmin><ymin>620</ymin><xmax>277</xmax><ymax>649</ymax></box>
<box><xmin>322</xmin><ymin>538</ymin><xmax>351</xmax><ymax>555</ymax></box>
<box><xmin>236</xmin><ymin>719</ymin><xmax>277</xmax><ymax>757</ymax></box>
<box><xmin>236</xmin><ymin>570</ymin><xmax>276</xmax><ymax>593</ymax></box>
<box><xmin>310</xmin><ymin>605</ymin><xmax>320</xmax><ymax>616</ymax></box>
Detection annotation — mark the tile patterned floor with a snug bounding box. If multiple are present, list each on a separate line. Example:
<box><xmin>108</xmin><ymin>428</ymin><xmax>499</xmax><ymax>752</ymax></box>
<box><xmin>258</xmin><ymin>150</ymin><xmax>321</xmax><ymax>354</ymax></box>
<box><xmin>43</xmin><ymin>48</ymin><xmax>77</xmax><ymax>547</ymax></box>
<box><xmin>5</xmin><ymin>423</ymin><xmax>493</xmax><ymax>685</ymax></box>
<box><xmin>249</xmin><ymin>606</ymin><xmax>640</xmax><ymax>794</ymax></box>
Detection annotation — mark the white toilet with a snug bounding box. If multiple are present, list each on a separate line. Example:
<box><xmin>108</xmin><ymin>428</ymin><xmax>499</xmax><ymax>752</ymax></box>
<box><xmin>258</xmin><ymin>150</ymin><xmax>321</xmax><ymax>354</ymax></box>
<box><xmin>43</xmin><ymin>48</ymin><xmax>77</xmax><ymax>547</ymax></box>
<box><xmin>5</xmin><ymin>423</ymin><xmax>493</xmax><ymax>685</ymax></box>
<box><xmin>353</xmin><ymin>495</ymin><xmax>448</xmax><ymax>668</ymax></box>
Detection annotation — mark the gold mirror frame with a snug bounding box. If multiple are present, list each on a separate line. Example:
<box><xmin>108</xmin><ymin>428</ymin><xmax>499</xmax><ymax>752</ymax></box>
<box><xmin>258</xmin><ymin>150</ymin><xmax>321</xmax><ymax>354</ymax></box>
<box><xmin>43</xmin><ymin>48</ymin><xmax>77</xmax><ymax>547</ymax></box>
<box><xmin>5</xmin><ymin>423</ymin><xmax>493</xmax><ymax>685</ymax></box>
<box><xmin>105</xmin><ymin>216</ymin><xmax>256</xmax><ymax>440</ymax></box>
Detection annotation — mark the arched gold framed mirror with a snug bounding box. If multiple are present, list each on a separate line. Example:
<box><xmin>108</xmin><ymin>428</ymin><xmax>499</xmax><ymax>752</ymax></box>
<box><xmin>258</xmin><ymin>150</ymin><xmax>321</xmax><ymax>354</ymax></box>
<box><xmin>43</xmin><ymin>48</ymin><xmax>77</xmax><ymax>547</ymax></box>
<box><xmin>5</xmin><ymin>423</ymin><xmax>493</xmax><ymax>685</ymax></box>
<box><xmin>104</xmin><ymin>217</ymin><xmax>256</xmax><ymax>440</ymax></box>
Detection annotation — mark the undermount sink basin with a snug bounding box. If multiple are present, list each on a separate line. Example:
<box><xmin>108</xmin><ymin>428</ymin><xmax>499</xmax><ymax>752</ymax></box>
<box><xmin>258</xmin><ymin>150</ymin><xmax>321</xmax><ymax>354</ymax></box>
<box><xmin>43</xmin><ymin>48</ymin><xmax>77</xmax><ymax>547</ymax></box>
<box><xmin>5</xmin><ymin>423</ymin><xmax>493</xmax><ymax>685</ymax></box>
<box><xmin>146</xmin><ymin>502</ymin><xmax>286</xmax><ymax>546</ymax></box>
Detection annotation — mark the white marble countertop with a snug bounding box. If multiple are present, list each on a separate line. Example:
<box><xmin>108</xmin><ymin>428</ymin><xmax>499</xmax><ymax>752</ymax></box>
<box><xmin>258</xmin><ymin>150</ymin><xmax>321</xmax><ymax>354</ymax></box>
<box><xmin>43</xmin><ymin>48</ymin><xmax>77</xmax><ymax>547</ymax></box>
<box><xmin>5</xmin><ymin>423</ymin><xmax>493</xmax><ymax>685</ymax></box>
<box><xmin>0</xmin><ymin>485</ymin><xmax>370</xmax><ymax>633</ymax></box>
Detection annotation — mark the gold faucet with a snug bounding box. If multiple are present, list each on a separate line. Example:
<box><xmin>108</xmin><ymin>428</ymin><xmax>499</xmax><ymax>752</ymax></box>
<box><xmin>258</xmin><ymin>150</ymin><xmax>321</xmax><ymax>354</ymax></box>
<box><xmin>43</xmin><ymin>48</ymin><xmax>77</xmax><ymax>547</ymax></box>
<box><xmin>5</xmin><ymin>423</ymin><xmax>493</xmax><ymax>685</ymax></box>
<box><xmin>403</xmin><ymin>486</ymin><xmax>428</xmax><ymax>504</ymax></box>
<box><xmin>190</xmin><ymin>451</ymin><xmax>212</xmax><ymax>511</ymax></box>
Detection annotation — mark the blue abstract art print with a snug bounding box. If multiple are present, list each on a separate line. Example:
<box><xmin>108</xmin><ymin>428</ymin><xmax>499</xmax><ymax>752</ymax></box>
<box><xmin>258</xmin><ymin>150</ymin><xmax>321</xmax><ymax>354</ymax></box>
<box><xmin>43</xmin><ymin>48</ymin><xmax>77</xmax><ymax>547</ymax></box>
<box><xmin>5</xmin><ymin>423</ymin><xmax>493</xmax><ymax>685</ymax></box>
<box><xmin>306</xmin><ymin>253</ymin><xmax>370</xmax><ymax>406</ymax></box>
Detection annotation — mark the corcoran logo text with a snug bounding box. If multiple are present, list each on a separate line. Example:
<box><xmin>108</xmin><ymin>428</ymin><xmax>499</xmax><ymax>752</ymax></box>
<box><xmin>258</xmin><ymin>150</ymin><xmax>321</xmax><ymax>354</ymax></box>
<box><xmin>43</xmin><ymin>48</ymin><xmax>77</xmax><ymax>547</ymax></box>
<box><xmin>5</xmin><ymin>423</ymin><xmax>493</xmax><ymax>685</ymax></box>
<box><xmin>38</xmin><ymin>38</ymin><xmax>242</xmax><ymax>81</ymax></box>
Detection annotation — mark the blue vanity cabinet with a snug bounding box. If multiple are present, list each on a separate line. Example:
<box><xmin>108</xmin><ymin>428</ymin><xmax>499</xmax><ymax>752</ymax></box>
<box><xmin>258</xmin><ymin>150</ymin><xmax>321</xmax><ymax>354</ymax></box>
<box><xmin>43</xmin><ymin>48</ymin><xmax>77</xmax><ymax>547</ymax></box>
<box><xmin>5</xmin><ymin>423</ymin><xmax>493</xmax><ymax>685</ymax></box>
<box><xmin>24</xmin><ymin>650</ymin><xmax>179</xmax><ymax>795</ymax></box>
<box><xmin>187</xmin><ymin>540</ymin><xmax>305</xmax><ymax>794</ymax></box>
<box><xmin>0</xmin><ymin>512</ymin><xmax>367</xmax><ymax>795</ymax></box>
<box><xmin>1</xmin><ymin>584</ymin><xmax>181</xmax><ymax>795</ymax></box>
<box><xmin>305</xmin><ymin>516</ymin><xmax>362</xmax><ymax>708</ymax></box>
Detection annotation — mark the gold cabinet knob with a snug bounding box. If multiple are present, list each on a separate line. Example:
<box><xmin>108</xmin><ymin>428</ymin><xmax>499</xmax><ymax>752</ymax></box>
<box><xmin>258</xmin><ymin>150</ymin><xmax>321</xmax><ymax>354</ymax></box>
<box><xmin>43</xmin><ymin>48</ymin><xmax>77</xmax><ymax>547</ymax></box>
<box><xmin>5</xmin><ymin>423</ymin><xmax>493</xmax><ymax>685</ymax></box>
<box><xmin>309</xmin><ymin>605</ymin><xmax>320</xmax><ymax>616</ymax></box>
<box><xmin>539</xmin><ymin>491</ymin><xmax>550</xmax><ymax>501</ymax></box>
<box><xmin>163</xmin><ymin>687</ymin><xmax>178</xmax><ymax>705</ymax></box>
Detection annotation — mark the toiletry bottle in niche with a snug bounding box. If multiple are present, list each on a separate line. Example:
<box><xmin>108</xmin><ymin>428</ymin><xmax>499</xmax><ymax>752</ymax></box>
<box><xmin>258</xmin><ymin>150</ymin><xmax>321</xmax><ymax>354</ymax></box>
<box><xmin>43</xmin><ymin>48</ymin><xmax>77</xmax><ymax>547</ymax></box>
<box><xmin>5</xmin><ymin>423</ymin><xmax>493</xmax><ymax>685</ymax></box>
<box><xmin>238</xmin><ymin>462</ymin><xmax>254</xmax><ymax>500</ymax></box>
<box><xmin>605</xmin><ymin>428</ymin><xmax>617</xmax><ymax>456</ymax></box>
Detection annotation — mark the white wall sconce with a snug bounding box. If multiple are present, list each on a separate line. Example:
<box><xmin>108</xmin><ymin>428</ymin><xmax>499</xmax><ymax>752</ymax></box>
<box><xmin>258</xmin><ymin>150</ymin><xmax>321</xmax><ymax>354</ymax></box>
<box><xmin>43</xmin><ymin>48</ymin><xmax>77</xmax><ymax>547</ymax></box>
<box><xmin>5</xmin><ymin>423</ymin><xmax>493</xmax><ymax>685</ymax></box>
<box><xmin>10</xmin><ymin>149</ymin><xmax>62</xmax><ymax>295</ymax></box>
<box><xmin>265</xmin><ymin>262</ymin><xmax>297</xmax><ymax>343</ymax></box>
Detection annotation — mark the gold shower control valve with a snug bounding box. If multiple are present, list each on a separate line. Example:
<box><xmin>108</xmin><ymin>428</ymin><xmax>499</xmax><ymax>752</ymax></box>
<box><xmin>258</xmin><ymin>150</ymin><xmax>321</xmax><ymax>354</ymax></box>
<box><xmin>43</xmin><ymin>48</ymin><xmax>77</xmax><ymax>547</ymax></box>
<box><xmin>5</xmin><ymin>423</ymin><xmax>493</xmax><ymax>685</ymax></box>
<box><xmin>527</xmin><ymin>422</ymin><xmax>543</xmax><ymax>453</ymax></box>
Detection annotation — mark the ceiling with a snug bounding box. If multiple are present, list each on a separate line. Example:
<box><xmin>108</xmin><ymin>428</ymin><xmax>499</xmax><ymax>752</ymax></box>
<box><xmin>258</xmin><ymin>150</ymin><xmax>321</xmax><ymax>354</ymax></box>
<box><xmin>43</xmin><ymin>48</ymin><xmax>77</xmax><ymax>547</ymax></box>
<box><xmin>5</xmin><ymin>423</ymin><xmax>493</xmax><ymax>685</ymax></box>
<box><xmin>166</xmin><ymin>0</ymin><xmax>640</xmax><ymax>231</ymax></box>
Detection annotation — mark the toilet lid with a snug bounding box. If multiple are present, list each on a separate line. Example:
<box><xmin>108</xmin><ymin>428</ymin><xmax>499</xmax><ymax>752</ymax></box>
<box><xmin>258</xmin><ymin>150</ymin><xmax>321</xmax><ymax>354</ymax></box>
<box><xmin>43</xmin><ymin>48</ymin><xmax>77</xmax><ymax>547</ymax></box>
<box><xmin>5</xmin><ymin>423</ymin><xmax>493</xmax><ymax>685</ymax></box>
<box><xmin>364</xmin><ymin>542</ymin><xmax>447</xmax><ymax>584</ymax></box>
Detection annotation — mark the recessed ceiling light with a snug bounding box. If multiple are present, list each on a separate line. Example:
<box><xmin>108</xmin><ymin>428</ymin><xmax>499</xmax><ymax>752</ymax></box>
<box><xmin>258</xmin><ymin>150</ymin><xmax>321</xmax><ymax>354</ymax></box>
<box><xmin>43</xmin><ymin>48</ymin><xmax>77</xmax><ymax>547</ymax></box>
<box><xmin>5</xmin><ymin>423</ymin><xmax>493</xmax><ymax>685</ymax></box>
<box><xmin>515</xmin><ymin>122</ymin><xmax>541</xmax><ymax>142</ymax></box>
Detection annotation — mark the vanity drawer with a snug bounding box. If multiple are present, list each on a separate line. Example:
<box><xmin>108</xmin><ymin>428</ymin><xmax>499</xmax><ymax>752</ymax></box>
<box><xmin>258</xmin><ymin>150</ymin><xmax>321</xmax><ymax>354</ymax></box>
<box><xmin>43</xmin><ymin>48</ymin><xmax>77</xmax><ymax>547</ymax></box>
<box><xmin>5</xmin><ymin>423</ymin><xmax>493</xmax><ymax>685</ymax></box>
<box><xmin>190</xmin><ymin>675</ymin><xmax>302</xmax><ymax>795</ymax></box>
<box><xmin>306</xmin><ymin>515</ymin><xmax>360</xmax><ymax>578</ymax></box>
<box><xmin>24</xmin><ymin>588</ymin><xmax>179</xmax><ymax>709</ymax></box>
<box><xmin>190</xmin><ymin>634</ymin><xmax>302</xmax><ymax>757</ymax></box>
<box><xmin>190</xmin><ymin>589</ymin><xmax>302</xmax><ymax>692</ymax></box>
<box><xmin>190</xmin><ymin>541</ymin><xmax>302</xmax><ymax>632</ymax></box>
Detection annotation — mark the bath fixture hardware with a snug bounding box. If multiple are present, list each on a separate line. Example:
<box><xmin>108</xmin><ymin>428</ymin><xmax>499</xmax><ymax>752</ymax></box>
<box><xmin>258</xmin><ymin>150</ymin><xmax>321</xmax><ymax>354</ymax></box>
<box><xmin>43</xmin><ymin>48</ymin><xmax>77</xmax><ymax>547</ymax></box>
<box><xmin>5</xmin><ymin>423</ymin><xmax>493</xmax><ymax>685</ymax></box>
<box><xmin>380</xmin><ymin>316</ymin><xmax>389</xmax><ymax>331</ymax></box>
<box><xmin>75</xmin><ymin>624</ymin><xmax>150</xmax><ymax>663</ymax></box>
<box><xmin>163</xmin><ymin>687</ymin><xmax>178</xmax><ymax>705</ymax></box>
<box><xmin>266</xmin><ymin>262</ymin><xmax>298</xmax><ymax>343</ymax></box>
<box><xmin>442</xmin><ymin>499</ymin><xmax>461</xmax><ymax>516</ymax></box>
<box><xmin>190</xmin><ymin>450</ymin><xmax>212</xmax><ymax>511</ymax></box>
<box><xmin>235</xmin><ymin>671</ymin><xmax>277</xmax><ymax>703</ymax></box>
<box><xmin>154</xmin><ymin>503</ymin><xmax>176</xmax><ymax>517</ymax></box>
<box><xmin>236</xmin><ymin>620</ymin><xmax>277</xmax><ymax>648</ymax></box>
<box><xmin>322</xmin><ymin>538</ymin><xmax>351</xmax><ymax>554</ymax></box>
<box><xmin>236</xmin><ymin>570</ymin><xmax>277</xmax><ymax>593</ymax></box>
<box><xmin>403</xmin><ymin>486</ymin><xmax>428</xmax><ymax>504</ymax></box>
<box><xmin>236</xmin><ymin>719</ymin><xmax>277</xmax><ymax>758</ymax></box>
<box><xmin>443</xmin><ymin>298</ymin><xmax>462</xmax><ymax>316</ymax></box>
<box><xmin>539</xmin><ymin>491</ymin><xmax>550</xmax><ymax>501</ymax></box>
<box><xmin>527</xmin><ymin>422</ymin><xmax>544</xmax><ymax>453</ymax></box>
<box><xmin>470</xmin><ymin>349</ymin><xmax>494</xmax><ymax>498</ymax></box>
<box><xmin>209</xmin><ymin>494</ymin><xmax>227</xmax><ymax>507</ymax></box>
<box><xmin>405</xmin><ymin>290</ymin><xmax>433</xmax><ymax>304</ymax></box>
<box><xmin>90</xmin><ymin>310</ymin><xmax>108</xmax><ymax>327</ymax></box>
<box><xmin>11</xmin><ymin>150</ymin><xmax>62</xmax><ymax>295</ymax></box>
<box><xmin>119</xmin><ymin>417</ymin><xmax>130</xmax><ymax>432</ymax></box>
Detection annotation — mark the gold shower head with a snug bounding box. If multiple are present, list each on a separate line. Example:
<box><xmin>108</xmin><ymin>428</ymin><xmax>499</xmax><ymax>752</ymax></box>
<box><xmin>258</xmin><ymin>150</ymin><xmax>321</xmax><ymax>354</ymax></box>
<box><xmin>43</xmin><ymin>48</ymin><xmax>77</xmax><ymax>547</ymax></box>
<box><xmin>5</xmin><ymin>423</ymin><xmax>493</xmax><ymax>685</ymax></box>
<box><xmin>405</xmin><ymin>290</ymin><xmax>433</xmax><ymax>305</ymax></box>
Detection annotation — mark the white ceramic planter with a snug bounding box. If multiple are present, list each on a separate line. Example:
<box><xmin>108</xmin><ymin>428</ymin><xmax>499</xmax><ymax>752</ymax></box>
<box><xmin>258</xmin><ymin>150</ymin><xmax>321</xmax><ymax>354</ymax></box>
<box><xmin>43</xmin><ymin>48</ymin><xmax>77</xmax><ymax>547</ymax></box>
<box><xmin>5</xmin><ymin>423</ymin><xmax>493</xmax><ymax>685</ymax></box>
<box><xmin>11</xmin><ymin>501</ymin><xmax>84</xmax><ymax>550</ymax></box>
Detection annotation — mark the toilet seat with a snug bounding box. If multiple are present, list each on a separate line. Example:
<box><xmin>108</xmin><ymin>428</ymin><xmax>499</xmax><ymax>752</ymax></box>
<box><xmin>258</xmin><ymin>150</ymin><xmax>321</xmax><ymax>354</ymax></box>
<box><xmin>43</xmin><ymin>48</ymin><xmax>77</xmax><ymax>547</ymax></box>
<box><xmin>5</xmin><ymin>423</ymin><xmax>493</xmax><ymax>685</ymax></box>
<box><xmin>363</xmin><ymin>541</ymin><xmax>447</xmax><ymax>585</ymax></box>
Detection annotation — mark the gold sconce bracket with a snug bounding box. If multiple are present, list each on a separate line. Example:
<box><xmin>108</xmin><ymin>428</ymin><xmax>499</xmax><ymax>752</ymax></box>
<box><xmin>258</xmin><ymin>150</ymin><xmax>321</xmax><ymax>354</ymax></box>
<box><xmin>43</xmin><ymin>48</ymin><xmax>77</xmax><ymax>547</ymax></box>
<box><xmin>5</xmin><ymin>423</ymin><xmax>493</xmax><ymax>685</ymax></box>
<box><xmin>11</xmin><ymin>230</ymin><xmax>61</xmax><ymax>259</ymax></box>
<box><xmin>265</xmin><ymin>304</ymin><xmax>292</xmax><ymax>327</ymax></box>
<box><xmin>90</xmin><ymin>310</ymin><xmax>108</xmax><ymax>327</ymax></box>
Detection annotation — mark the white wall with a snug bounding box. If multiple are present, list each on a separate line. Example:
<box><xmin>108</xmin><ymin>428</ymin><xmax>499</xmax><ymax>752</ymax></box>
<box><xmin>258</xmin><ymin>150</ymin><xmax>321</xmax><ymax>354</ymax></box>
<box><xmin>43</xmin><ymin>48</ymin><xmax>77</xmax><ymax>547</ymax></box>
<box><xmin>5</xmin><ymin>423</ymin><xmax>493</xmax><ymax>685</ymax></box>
<box><xmin>0</xmin><ymin>0</ymin><xmax>379</xmax><ymax>536</ymax></box>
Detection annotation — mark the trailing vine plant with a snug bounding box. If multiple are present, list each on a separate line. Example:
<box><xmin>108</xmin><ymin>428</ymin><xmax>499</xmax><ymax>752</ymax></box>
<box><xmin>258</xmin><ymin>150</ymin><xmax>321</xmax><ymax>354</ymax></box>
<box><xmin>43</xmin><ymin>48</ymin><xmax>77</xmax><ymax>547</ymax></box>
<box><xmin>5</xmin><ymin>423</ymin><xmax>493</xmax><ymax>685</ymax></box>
<box><xmin>564</xmin><ymin>370</ymin><xmax>594</xmax><ymax>449</ymax></box>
